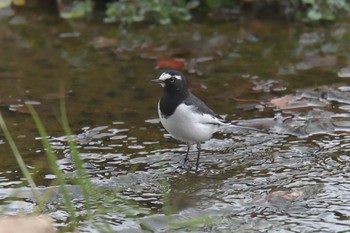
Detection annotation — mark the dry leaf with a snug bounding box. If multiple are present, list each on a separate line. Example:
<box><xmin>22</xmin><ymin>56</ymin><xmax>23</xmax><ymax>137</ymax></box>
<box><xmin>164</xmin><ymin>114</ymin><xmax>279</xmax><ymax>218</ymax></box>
<box><xmin>0</xmin><ymin>215</ymin><xmax>56</xmax><ymax>233</ymax></box>
<box><xmin>271</xmin><ymin>95</ymin><xmax>297</xmax><ymax>108</ymax></box>
<box><xmin>156</xmin><ymin>58</ymin><xmax>186</xmax><ymax>70</ymax></box>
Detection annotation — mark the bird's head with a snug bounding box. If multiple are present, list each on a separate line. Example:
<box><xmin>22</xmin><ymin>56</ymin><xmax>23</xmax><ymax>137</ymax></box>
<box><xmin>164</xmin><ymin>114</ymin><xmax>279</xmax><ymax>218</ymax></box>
<box><xmin>152</xmin><ymin>70</ymin><xmax>188</xmax><ymax>93</ymax></box>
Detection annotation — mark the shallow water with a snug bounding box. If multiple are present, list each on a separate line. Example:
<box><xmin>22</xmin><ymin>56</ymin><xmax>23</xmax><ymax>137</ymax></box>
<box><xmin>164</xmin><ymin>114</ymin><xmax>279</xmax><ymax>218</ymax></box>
<box><xmin>1</xmin><ymin>9</ymin><xmax>350</xmax><ymax>232</ymax></box>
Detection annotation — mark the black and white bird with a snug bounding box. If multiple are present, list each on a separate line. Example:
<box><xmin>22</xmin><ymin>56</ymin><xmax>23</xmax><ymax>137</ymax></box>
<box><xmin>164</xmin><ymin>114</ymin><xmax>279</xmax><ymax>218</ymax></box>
<box><xmin>152</xmin><ymin>70</ymin><xmax>260</xmax><ymax>170</ymax></box>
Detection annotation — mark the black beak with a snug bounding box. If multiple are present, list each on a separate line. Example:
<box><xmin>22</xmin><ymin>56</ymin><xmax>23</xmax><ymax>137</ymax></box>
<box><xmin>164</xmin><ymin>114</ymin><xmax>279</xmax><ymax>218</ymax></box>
<box><xmin>151</xmin><ymin>79</ymin><xmax>163</xmax><ymax>83</ymax></box>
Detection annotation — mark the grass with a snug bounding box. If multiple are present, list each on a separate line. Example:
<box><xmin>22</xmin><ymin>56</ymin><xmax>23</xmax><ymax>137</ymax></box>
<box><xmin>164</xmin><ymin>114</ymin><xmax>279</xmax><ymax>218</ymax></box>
<box><xmin>27</xmin><ymin>104</ymin><xmax>79</xmax><ymax>229</ymax></box>
<box><xmin>0</xmin><ymin>114</ymin><xmax>37</xmax><ymax>190</ymax></box>
<box><xmin>27</xmin><ymin>101</ymin><xmax>119</xmax><ymax>232</ymax></box>
<box><xmin>0</xmin><ymin>101</ymin><xmax>214</xmax><ymax>232</ymax></box>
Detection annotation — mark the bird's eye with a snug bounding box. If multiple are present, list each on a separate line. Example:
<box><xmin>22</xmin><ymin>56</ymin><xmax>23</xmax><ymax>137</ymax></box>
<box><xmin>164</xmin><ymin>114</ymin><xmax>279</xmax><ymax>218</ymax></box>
<box><xmin>169</xmin><ymin>77</ymin><xmax>175</xmax><ymax>82</ymax></box>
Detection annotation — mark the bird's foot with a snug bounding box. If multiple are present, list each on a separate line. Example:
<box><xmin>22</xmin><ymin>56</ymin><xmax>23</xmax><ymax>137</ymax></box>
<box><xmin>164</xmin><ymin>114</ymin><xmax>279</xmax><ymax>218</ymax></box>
<box><xmin>178</xmin><ymin>160</ymin><xmax>191</xmax><ymax>170</ymax></box>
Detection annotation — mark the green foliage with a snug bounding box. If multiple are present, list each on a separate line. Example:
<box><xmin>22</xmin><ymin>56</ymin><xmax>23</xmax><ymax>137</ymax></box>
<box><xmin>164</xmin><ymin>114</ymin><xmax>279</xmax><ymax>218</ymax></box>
<box><xmin>1</xmin><ymin>0</ymin><xmax>350</xmax><ymax>24</ymax></box>
<box><xmin>206</xmin><ymin>0</ymin><xmax>237</xmax><ymax>9</ymax></box>
<box><xmin>104</xmin><ymin>0</ymin><xmax>199</xmax><ymax>25</ymax></box>
<box><xmin>300</xmin><ymin>0</ymin><xmax>350</xmax><ymax>21</ymax></box>
<box><xmin>59</xmin><ymin>0</ymin><xmax>94</xmax><ymax>19</ymax></box>
<box><xmin>103</xmin><ymin>0</ymin><xmax>350</xmax><ymax>24</ymax></box>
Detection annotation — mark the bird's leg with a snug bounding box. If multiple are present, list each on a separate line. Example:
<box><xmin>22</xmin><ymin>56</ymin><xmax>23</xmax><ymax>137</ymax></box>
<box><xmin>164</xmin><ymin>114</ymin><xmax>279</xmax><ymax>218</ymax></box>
<box><xmin>183</xmin><ymin>143</ymin><xmax>190</xmax><ymax>166</ymax></box>
<box><xmin>195</xmin><ymin>142</ymin><xmax>201</xmax><ymax>170</ymax></box>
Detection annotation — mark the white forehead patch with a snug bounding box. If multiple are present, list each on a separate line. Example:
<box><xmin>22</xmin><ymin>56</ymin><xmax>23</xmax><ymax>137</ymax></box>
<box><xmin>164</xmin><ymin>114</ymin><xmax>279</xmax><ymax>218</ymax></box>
<box><xmin>158</xmin><ymin>72</ymin><xmax>182</xmax><ymax>81</ymax></box>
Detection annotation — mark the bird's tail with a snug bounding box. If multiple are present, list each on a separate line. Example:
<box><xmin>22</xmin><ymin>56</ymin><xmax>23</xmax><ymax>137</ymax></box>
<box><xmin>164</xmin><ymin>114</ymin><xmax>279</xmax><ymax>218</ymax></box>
<box><xmin>226</xmin><ymin>121</ymin><xmax>268</xmax><ymax>133</ymax></box>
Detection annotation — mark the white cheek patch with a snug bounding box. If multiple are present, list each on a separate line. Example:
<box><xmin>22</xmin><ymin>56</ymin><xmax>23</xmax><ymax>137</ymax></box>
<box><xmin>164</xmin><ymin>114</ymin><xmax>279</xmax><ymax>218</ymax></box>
<box><xmin>158</xmin><ymin>72</ymin><xmax>182</xmax><ymax>81</ymax></box>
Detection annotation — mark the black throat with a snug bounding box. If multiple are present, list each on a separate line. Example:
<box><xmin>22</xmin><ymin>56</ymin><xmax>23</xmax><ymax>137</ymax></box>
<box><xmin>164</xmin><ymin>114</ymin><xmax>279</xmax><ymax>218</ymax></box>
<box><xmin>159</xmin><ymin>88</ymin><xmax>189</xmax><ymax>118</ymax></box>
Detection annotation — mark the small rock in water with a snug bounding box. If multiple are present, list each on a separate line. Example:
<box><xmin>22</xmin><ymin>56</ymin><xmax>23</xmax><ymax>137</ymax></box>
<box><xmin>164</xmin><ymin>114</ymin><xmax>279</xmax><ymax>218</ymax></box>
<box><xmin>267</xmin><ymin>186</ymin><xmax>321</xmax><ymax>207</ymax></box>
<box><xmin>267</xmin><ymin>190</ymin><xmax>305</xmax><ymax>204</ymax></box>
<box><xmin>338</xmin><ymin>66</ymin><xmax>350</xmax><ymax>78</ymax></box>
<box><xmin>9</xmin><ymin>15</ymin><xmax>27</xmax><ymax>25</ymax></box>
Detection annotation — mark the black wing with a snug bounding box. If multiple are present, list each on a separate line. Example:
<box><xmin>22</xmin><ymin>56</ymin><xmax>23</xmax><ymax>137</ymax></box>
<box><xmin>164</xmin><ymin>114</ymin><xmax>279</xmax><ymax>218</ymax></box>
<box><xmin>184</xmin><ymin>93</ymin><xmax>227</xmax><ymax>123</ymax></box>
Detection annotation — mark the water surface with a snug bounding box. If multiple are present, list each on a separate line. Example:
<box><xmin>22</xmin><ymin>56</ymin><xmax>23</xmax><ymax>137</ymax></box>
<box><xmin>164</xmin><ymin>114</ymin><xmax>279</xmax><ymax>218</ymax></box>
<box><xmin>0</xmin><ymin>10</ymin><xmax>350</xmax><ymax>232</ymax></box>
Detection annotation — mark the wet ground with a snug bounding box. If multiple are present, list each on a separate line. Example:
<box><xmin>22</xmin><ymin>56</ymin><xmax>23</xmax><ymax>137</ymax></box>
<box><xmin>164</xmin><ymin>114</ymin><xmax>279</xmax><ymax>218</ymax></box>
<box><xmin>1</xmin><ymin>8</ymin><xmax>350</xmax><ymax>232</ymax></box>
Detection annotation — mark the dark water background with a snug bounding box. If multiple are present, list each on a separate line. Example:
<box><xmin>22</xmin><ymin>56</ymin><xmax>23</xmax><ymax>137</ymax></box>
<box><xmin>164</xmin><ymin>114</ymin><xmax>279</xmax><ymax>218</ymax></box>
<box><xmin>1</xmin><ymin>9</ymin><xmax>350</xmax><ymax>232</ymax></box>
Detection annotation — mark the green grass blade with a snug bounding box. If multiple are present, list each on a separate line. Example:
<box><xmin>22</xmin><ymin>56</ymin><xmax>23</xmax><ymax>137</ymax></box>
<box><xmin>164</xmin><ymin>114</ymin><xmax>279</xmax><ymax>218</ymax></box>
<box><xmin>27</xmin><ymin>104</ymin><xmax>78</xmax><ymax>227</ymax></box>
<box><xmin>59</xmin><ymin>99</ymin><xmax>94</xmax><ymax>214</ymax></box>
<box><xmin>0</xmin><ymin>113</ymin><xmax>37</xmax><ymax>191</ymax></box>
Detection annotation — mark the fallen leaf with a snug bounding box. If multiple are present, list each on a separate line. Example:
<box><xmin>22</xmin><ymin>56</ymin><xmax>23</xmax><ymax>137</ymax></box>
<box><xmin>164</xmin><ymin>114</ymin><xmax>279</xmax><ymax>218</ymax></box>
<box><xmin>156</xmin><ymin>58</ymin><xmax>186</xmax><ymax>69</ymax></box>
<box><xmin>0</xmin><ymin>215</ymin><xmax>56</xmax><ymax>233</ymax></box>
<box><xmin>271</xmin><ymin>95</ymin><xmax>298</xmax><ymax>108</ymax></box>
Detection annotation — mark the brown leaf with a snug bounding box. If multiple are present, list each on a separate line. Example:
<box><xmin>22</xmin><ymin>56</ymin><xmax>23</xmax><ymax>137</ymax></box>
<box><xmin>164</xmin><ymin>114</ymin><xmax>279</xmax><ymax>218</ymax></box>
<box><xmin>0</xmin><ymin>215</ymin><xmax>56</xmax><ymax>233</ymax></box>
<box><xmin>271</xmin><ymin>95</ymin><xmax>298</xmax><ymax>108</ymax></box>
<box><xmin>156</xmin><ymin>58</ymin><xmax>186</xmax><ymax>70</ymax></box>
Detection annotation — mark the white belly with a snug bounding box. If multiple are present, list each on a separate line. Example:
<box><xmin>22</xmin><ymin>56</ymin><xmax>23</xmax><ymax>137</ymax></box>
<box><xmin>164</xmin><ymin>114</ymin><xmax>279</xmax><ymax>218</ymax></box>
<box><xmin>158</xmin><ymin>103</ymin><xmax>221</xmax><ymax>144</ymax></box>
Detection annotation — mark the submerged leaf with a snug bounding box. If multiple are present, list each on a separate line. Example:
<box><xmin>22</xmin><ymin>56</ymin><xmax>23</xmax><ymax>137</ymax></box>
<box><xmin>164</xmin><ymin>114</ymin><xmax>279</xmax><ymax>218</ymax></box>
<box><xmin>156</xmin><ymin>59</ymin><xmax>186</xmax><ymax>69</ymax></box>
<box><xmin>271</xmin><ymin>95</ymin><xmax>298</xmax><ymax>108</ymax></box>
<box><xmin>0</xmin><ymin>215</ymin><xmax>56</xmax><ymax>233</ymax></box>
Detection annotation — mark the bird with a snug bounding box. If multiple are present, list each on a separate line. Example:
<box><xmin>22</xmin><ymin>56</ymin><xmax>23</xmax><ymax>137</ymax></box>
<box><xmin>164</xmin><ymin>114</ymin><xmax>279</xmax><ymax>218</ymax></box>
<box><xmin>152</xmin><ymin>70</ymin><xmax>261</xmax><ymax>170</ymax></box>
